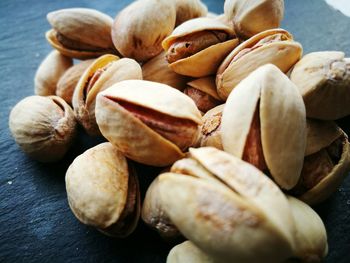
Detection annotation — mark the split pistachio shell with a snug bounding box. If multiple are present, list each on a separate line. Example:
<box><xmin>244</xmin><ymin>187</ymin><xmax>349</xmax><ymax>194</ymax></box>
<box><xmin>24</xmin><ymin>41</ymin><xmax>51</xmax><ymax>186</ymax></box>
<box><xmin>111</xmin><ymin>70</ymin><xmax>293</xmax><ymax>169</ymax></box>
<box><xmin>65</xmin><ymin>143</ymin><xmax>140</xmax><ymax>237</ymax></box>
<box><xmin>95</xmin><ymin>80</ymin><xmax>202</xmax><ymax>166</ymax></box>
<box><xmin>46</xmin><ymin>8</ymin><xmax>116</xmax><ymax>59</ymax></box>
<box><xmin>9</xmin><ymin>96</ymin><xmax>77</xmax><ymax>162</ymax></box>
<box><xmin>158</xmin><ymin>147</ymin><xmax>296</xmax><ymax>263</ymax></box>
<box><xmin>73</xmin><ymin>55</ymin><xmax>142</xmax><ymax>136</ymax></box>
<box><xmin>216</xmin><ymin>28</ymin><xmax>302</xmax><ymax>100</ymax></box>
<box><xmin>290</xmin><ymin>51</ymin><xmax>350</xmax><ymax>120</ymax></box>
<box><xmin>175</xmin><ymin>0</ymin><xmax>208</xmax><ymax>26</ymax></box>
<box><xmin>221</xmin><ymin>64</ymin><xmax>306</xmax><ymax>190</ymax></box>
<box><xmin>200</xmin><ymin>104</ymin><xmax>224</xmax><ymax>149</ymax></box>
<box><xmin>287</xmin><ymin>196</ymin><xmax>328</xmax><ymax>262</ymax></box>
<box><xmin>141</xmin><ymin>176</ymin><xmax>181</xmax><ymax>240</ymax></box>
<box><xmin>56</xmin><ymin>59</ymin><xmax>95</xmax><ymax>104</ymax></box>
<box><xmin>224</xmin><ymin>0</ymin><xmax>284</xmax><ymax>39</ymax></box>
<box><xmin>34</xmin><ymin>51</ymin><xmax>72</xmax><ymax>96</ymax></box>
<box><xmin>112</xmin><ymin>0</ymin><xmax>176</xmax><ymax>62</ymax></box>
<box><xmin>162</xmin><ymin>17</ymin><xmax>239</xmax><ymax>77</ymax></box>
<box><xmin>142</xmin><ymin>51</ymin><xmax>190</xmax><ymax>91</ymax></box>
<box><xmin>167</xmin><ymin>241</ymin><xmax>217</xmax><ymax>263</ymax></box>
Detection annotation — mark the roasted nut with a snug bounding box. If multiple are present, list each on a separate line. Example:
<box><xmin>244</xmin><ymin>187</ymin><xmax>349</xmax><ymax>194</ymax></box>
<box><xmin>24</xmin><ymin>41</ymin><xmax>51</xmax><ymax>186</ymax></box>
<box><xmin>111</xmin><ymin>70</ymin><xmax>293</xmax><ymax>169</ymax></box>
<box><xmin>200</xmin><ymin>104</ymin><xmax>224</xmax><ymax>149</ymax></box>
<box><xmin>34</xmin><ymin>50</ymin><xmax>72</xmax><ymax>96</ymax></box>
<box><xmin>162</xmin><ymin>17</ymin><xmax>239</xmax><ymax>77</ymax></box>
<box><xmin>184</xmin><ymin>77</ymin><xmax>222</xmax><ymax>113</ymax></box>
<box><xmin>158</xmin><ymin>147</ymin><xmax>296</xmax><ymax>263</ymax></box>
<box><xmin>167</xmin><ymin>241</ymin><xmax>217</xmax><ymax>263</ymax></box>
<box><xmin>72</xmin><ymin>55</ymin><xmax>142</xmax><ymax>136</ymax></box>
<box><xmin>9</xmin><ymin>95</ymin><xmax>77</xmax><ymax>162</ymax></box>
<box><xmin>290</xmin><ymin>51</ymin><xmax>350</xmax><ymax>120</ymax></box>
<box><xmin>141</xmin><ymin>176</ymin><xmax>181</xmax><ymax>240</ymax></box>
<box><xmin>112</xmin><ymin>0</ymin><xmax>176</xmax><ymax>62</ymax></box>
<box><xmin>224</xmin><ymin>0</ymin><xmax>284</xmax><ymax>39</ymax></box>
<box><xmin>291</xmin><ymin>119</ymin><xmax>350</xmax><ymax>205</ymax></box>
<box><xmin>65</xmin><ymin>142</ymin><xmax>140</xmax><ymax>237</ymax></box>
<box><xmin>221</xmin><ymin>64</ymin><xmax>306</xmax><ymax>190</ymax></box>
<box><xmin>56</xmin><ymin>59</ymin><xmax>95</xmax><ymax>104</ymax></box>
<box><xmin>95</xmin><ymin>80</ymin><xmax>202</xmax><ymax>166</ymax></box>
<box><xmin>216</xmin><ymin>28</ymin><xmax>302</xmax><ymax>100</ymax></box>
<box><xmin>175</xmin><ymin>0</ymin><xmax>208</xmax><ymax>26</ymax></box>
<box><xmin>46</xmin><ymin>8</ymin><xmax>117</xmax><ymax>59</ymax></box>
<box><xmin>142</xmin><ymin>51</ymin><xmax>190</xmax><ymax>91</ymax></box>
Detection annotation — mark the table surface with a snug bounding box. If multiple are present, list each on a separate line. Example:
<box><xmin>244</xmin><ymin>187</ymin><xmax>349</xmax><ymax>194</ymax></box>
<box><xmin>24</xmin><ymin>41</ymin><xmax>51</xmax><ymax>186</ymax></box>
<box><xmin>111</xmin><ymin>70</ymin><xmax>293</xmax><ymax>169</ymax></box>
<box><xmin>1</xmin><ymin>0</ymin><xmax>350</xmax><ymax>262</ymax></box>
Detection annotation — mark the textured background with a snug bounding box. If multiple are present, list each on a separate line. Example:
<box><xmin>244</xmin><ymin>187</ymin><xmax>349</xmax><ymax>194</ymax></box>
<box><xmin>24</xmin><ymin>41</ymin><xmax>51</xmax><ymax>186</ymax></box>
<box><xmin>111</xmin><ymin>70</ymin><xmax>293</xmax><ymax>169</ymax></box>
<box><xmin>1</xmin><ymin>0</ymin><xmax>350</xmax><ymax>262</ymax></box>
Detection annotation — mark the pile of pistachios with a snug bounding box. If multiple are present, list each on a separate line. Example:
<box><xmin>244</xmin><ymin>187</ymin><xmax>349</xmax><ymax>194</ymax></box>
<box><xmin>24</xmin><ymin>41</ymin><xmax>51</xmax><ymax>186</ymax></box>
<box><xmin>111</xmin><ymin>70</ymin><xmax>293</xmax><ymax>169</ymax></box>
<box><xmin>8</xmin><ymin>0</ymin><xmax>350</xmax><ymax>262</ymax></box>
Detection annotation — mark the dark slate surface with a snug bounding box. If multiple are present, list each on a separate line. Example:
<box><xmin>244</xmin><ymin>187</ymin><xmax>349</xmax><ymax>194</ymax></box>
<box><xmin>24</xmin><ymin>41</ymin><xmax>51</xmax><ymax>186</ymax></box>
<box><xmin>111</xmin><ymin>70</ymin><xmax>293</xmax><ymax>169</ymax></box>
<box><xmin>0</xmin><ymin>0</ymin><xmax>349</xmax><ymax>262</ymax></box>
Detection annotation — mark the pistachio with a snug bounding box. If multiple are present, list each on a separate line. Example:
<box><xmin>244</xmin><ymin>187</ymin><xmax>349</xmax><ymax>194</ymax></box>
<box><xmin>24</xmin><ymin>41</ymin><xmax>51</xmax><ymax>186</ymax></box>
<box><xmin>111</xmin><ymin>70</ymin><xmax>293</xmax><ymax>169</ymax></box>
<box><xmin>112</xmin><ymin>0</ymin><xmax>176</xmax><ymax>62</ymax></box>
<box><xmin>158</xmin><ymin>147</ymin><xmax>296</xmax><ymax>263</ymax></box>
<box><xmin>9</xmin><ymin>95</ymin><xmax>77</xmax><ymax>162</ymax></box>
<box><xmin>221</xmin><ymin>64</ymin><xmax>306</xmax><ymax>190</ymax></box>
<box><xmin>162</xmin><ymin>17</ymin><xmax>239</xmax><ymax>77</ymax></box>
<box><xmin>34</xmin><ymin>50</ymin><xmax>72</xmax><ymax>96</ymax></box>
<box><xmin>46</xmin><ymin>8</ymin><xmax>116</xmax><ymax>59</ymax></box>
<box><xmin>142</xmin><ymin>51</ymin><xmax>190</xmax><ymax>91</ymax></box>
<box><xmin>185</xmin><ymin>77</ymin><xmax>222</xmax><ymax>113</ymax></box>
<box><xmin>167</xmin><ymin>241</ymin><xmax>217</xmax><ymax>263</ymax></box>
<box><xmin>224</xmin><ymin>0</ymin><xmax>284</xmax><ymax>39</ymax></box>
<box><xmin>200</xmin><ymin>104</ymin><xmax>224</xmax><ymax>150</ymax></box>
<box><xmin>65</xmin><ymin>142</ymin><xmax>140</xmax><ymax>237</ymax></box>
<box><xmin>175</xmin><ymin>0</ymin><xmax>208</xmax><ymax>26</ymax></box>
<box><xmin>72</xmin><ymin>55</ymin><xmax>142</xmax><ymax>136</ymax></box>
<box><xmin>291</xmin><ymin>119</ymin><xmax>350</xmax><ymax>205</ymax></box>
<box><xmin>141</xmin><ymin>176</ymin><xmax>181</xmax><ymax>240</ymax></box>
<box><xmin>56</xmin><ymin>59</ymin><xmax>95</xmax><ymax>105</ymax></box>
<box><xmin>216</xmin><ymin>28</ymin><xmax>302</xmax><ymax>100</ymax></box>
<box><xmin>290</xmin><ymin>51</ymin><xmax>350</xmax><ymax>120</ymax></box>
<box><xmin>95</xmin><ymin>80</ymin><xmax>202</xmax><ymax>166</ymax></box>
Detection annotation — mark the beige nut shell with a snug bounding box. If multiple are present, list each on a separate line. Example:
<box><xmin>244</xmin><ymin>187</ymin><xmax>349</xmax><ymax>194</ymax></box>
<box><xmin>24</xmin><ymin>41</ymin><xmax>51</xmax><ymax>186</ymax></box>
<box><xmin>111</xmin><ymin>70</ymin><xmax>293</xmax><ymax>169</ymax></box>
<box><xmin>221</xmin><ymin>64</ymin><xmax>306</xmax><ymax>190</ymax></box>
<box><xmin>200</xmin><ymin>104</ymin><xmax>224</xmax><ymax>150</ymax></box>
<box><xmin>162</xmin><ymin>17</ymin><xmax>238</xmax><ymax>77</ymax></box>
<box><xmin>167</xmin><ymin>241</ymin><xmax>218</xmax><ymax>263</ymax></box>
<box><xmin>216</xmin><ymin>28</ymin><xmax>302</xmax><ymax>100</ymax></box>
<box><xmin>175</xmin><ymin>0</ymin><xmax>208</xmax><ymax>26</ymax></box>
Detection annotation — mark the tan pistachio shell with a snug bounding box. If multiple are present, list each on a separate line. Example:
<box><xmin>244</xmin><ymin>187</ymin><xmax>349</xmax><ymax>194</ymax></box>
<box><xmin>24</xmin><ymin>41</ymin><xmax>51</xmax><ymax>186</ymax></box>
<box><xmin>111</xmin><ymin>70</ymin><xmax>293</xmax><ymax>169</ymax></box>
<box><xmin>65</xmin><ymin>142</ymin><xmax>140</xmax><ymax>237</ymax></box>
<box><xmin>175</xmin><ymin>0</ymin><xmax>208</xmax><ymax>26</ymax></box>
<box><xmin>112</xmin><ymin>0</ymin><xmax>176</xmax><ymax>62</ymax></box>
<box><xmin>73</xmin><ymin>55</ymin><xmax>142</xmax><ymax>136</ymax></box>
<box><xmin>95</xmin><ymin>80</ymin><xmax>202</xmax><ymax>166</ymax></box>
<box><xmin>224</xmin><ymin>0</ymin><xmax>284</xmax><ymax>39</ymax></box>
<box><xmin>46</xmin><ymin>8</ymin><xmax>116</xmax><ymax>59</ymax></box>
<box><xmin>167</xmin><ymin>241</ymin><xmax>218</xmax><ymax>263</ymax></box>
<box><xmin>158</xmin><ymin>147</ymin><xmax>296</xmax><ymax>263</ymax></box>
<box><xmin>290</xmin><ymin>51</ymin><xmax>350</xmax><ymax>120</ymax></box>
<box><xmin>142</xmin><ymin>51</ymin><xmax>190</xmax><ymax>91</ymax></box>
<box><xmin>9</xmin><ymin>95</ymin><xmax>77</xmax><ymax>162</ymax></box>
<box><xmin>216</xmin><ymin>28</ymin><xmax>302</xmax><ymax>100</ymax></box>
<box><xmin>287</xmin><ymin>196</ymin><xmax>328</xmax><ymax>262</ymax></box>
<box><xmin>305</xmin><ymin>119</ymin><xmax>342</xmax><ymax>156</ymax></box>
<box><xmin>200</xmin><ymin>104</ymin><xmax>224</xmax><ymax>149</ymax></box>
<box><xmin>34</xmin><ymin>50</ymin><xmax>72</xmax><ymax>96</ymax></box>
<box><xmin>56</xmin><ymin>59</ymin><xmax>95</xmax><ymax>105</ymax></box>
<box><xmin>221</xmin><ymin>64</ymin><xmax>306</xmax><ymax>190</ymax></box>
<box><xmin>162</xmin><ymin>17</ymin><xmax>239</xmax><ymax>77</ymax></box>
<box><xmin>187</xmin><ymin>76</ymin><xmax>220</xmax><ymax>100</ymax></box>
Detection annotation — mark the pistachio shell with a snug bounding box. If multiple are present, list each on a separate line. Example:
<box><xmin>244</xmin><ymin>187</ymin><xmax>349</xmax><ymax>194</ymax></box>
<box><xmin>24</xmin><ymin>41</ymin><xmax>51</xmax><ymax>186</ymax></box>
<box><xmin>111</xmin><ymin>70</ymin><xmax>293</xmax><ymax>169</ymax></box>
<box><xmin>56</xmin><ymin>59</ymin><xmax>95</xmax><ymax>104</ymax></box>
<box><xmin>221</xmin><ymin>64</ymin><xmax>306</xmax><ymax>190</ymax></box>
<box><xmin>187</xmin><ymin>76</ymin><xmax>220</xmax><ymax>100</ymax></box>
<box><xmin>290</xmin><ymin>51</ymin><xmax>350</xmax><ymax>120</ymax></box>
<box><xmin>175</xmin><ymin>0</ymin><xmax>208</xmax><ymax>26</ymax></box>
<box><xmin>158</xmin><ymin>147</ymin><xmax>295</xmax><ymax>263</ymax></box>
<box><xmin>34</xmin><ymin>50</ymin><xmax>72</xmax><ymax>96</ymax></box>
<box><xmin>167</xmin><ymin>241</ymin><xmax>218</xmax><ymax>263</ymax></box>
<box><xmin>216</xmin><ymin>28</ymin><xmax>302</xmax><ymax>100</ymax></box>
<box><xmin>142</xmin><ymin>51</ymin><xmax>190</xmax><ymax>90</ymax></box>
<box><xmin>95</xmin><ymin>80</ymin><xmax>202</xmax><ymax>166</ymax></box>
<box><xmin>65</xmin><ymin>143</ymin><xmax>140</xmax><ymax>237</ymax></box>
<box><xmin>9</xmin><ymin>96</ymin><xmax>77</xmax><ymax>162</ymax></box>
<box><xmin>112</xmin><ymin>0</ymin><xmax>176</xmax><ymax>62</ymax></box>
<box><xmin>72</xmin><ymin>55</ymin><xmax>142</xmax><ymax>136</ymax></box>
<box><xmin>200</xmin><ymin>104</ymin><xmax>224</xmax><ymax>149</ymax></box>
<box><xmin>224</xmin><ymin>0</ymin><xmax>284</xmax><ymax>39</ymax></box>
<box><xmin>163</xmin><ymin>17</ymin><xmax>238</xmax><ymax>77</ymax></box>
